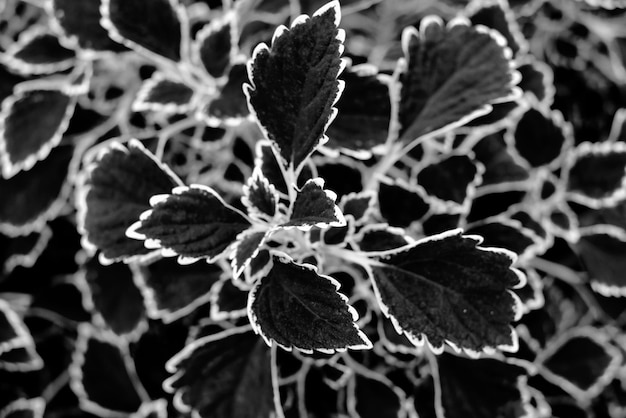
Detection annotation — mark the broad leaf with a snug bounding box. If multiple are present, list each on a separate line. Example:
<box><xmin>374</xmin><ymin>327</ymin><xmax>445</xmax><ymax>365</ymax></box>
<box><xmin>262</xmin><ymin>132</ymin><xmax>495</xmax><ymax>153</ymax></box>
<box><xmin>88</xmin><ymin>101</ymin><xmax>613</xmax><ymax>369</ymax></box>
<box><xmin>78</xmin><ymin>139</ymin><xmax>182</xmax><ymax>263</ymax></box>
<box><xmin>467</xmin><ymin>0</ymin><xmax>527</xmax><ymax>56</ymax></box>
<box><xmin>245</xmin><ymin>1</ymin><xmax>344</xmax><ymax>169</ymax></box>
<box><xmin>397</xmin><ymin>16</ymin><xmax>518</xmax><ymax>143</ymax></box>
<box><xmin>230</xmin><ymin>230</ymin><xmax>271</xmax><ymax>279</ymax></box>
<box><xmin>164</xmin><ymin>326</ymin><xmax>275</xmax><ymax>418</ymax></box>
<box><xmin>101</xmin><ymin>0</ymin><xmax>185</xmax><ymax>61</ymax></box>
<box><xmin>0</xmin><ymin>87</ymin><xmax>76</xmax><ymax>178</ymax></box>
<box><xmin>370</xmin><ymin>229</ymin><xmax>524</xmax><ymax>354</ymax></box>
<box><xmin>347</xmin><ymin>372</ymin><xmax>406</xmax><ymax>418</ymax></box>
<box><xmin>248</xmin><ymin>255</ymin><xmax>371</xmax><ymax>353</ymax></box>
<box><xmin>241</xmin><ymin>169</ymin><xmax>279</xmax><ymax>221</ymax></box>
<box><xmin>466</xmin><ymin>218</ymin><xmax>545</xmax><ymax>261</ymax></box>
<box><xmin>194</xmin><ymin>16</ymin><xmax>234</xmax><ymax>78</ymax></box>
<box><xmin>2</xmin><ymin>27</ymin><xmax>75</xmax><ymax>75</ymax></box>
<box><xmin>339</xmin><ymin>191</ymin><xmax>375</xmax><ymax>224</ymax></box>
<box><xmin>356</xmin><ymin>224</ymin><xmax>411</xmax><ymax>252</ymax></box>
<box><xmin>377</xmin><ymin>180</ymin><xmax>429</xmax><ymax>228</ymax></box>
<box><xmin>280</xmin><ymin>178</ymin><xmax>345</xmax><ymax>230</ymax></box>
<box><xmin>209</xmin><ymin>279</ymin><xmax>249</xmax><ymax>320</ymax></box>
<box><xmin>133</xmin><ymin>72</ymin><xmax>196</xmax><ymax>114</ymax></box>
<box><xmin>205</xmin><ymin>64</ymin><xmax>250</xmax><ymax>124</ymax></box>
<box><xmin>127</xmin><ymin>184</ymin><xmax>251</xmax><ymax>262</ymax></box>
<box><xmin>0</xmin><ymin>398</ymin><xmax>45</xmax><ymax>418</ymax></box>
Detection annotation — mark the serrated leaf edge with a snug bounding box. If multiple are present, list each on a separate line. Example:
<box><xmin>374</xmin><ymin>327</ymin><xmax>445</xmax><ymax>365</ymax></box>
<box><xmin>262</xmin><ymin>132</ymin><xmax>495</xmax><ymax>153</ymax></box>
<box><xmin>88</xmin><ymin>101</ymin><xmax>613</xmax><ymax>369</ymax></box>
<box><xmin>132</xmin><ymin>71</ymin><xmax>198</xmax><ymax>114</ymax></box>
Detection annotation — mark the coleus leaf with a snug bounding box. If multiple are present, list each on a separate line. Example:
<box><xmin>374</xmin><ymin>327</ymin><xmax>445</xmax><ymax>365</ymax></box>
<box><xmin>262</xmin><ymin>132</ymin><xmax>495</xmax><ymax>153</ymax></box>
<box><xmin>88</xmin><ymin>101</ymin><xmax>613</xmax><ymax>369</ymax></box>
<box><xmin>516</xmin><ymin>56</ymin><xmax>555</xmax><ymax>106</ymax></box>
<box><xmin>204</xmin><ymin>64</ymin><xmax>250</xmax><ymax>125</ymax></box>
<box><xmin>397</xmin><ymin>15</ymin><xmax>519</xmax><ymax>143</ymax></box>
<box><xmin>230</xmin><ymin>229</ymin><xmax>272</xmax><ymax>279</ymax></box>
<box><xmin>472</xmin><ymin>130</ymin><xmax>530</xmax><ymax>189</ymax></box>
<box><xmin>538</xmin><ymin>327</ymin><xmax>623</xmax><ymax>401</ymax></box>
<box><xmin>279</xmin><ymin>178</ymin><xmax>345</xmax><ymax>230</ymax></box>
<box><xmin>0</xmin><ymin>144</ymin><xmax>74</xmax><ymax>237</ymax></box>
<box><xmin>126</xmin><ymin>184</ymin><xmax>251</xmax><ymax>263</ymax></box>
<box><xmin>377</xmin><ymin>180</ymin><xmax>430</xmax><ymax>228</ymax></box>
<box><xmin>133</xmin><ymin>257</ymin><xmax>222</xmax><ymax>323</ymax></box>
<box><xmin>247</xmin><ymin>254</ymin><xmax>372</xmax><ymax>353</ymax></box>
<box><xmin>465</xmin><ymin>218</ymin><xmax>546</xmax><ymax>262</ymax></box>
<box><xmin>347</xmin><ymin>372</ymin><xmax>406</xmax><ymax>418</ymax></box>
<box><xmin>241</xmin><ymin>168</ymin><xmax>279</xmax><ymax>221</ymax></box>
<box><xmin>244</xmin><ymin>1</ymin><xmax>345</xmax><ymax>170</ymax></box>
<box><xmin>608</xmin><ymin>108</ymin><xmax>626</xmax><ymax>143</ymax></box>
<box><xmin>132</xmin><ymin>72</ymin><xmax>196</xmax><ymax>114</ymax></box>
<box><xmin>78</xmin><ymin>139</ymin><xmax>183</xmax><ymax>264</ymax></box>
<box><xmin>194</xmin><ymin>14</ymin><xmax>236</xmax><ymax>78</ymax></box>
<box><xmin>355</xmin><ymin>224</ymin><xmax>411</xmax><ymax>252</ymax></box>
<box><xmin>101</xmin><ymin>0</ymin><xmax>186</xmax><ymax>61</ymax></box>
<box><xmin>1</xmin><ymin>26</ymin><xmax>75</xmax><ymax>75</ymax></box>
<box><xmin>369</xmin><ymin>229</ymin><xmax>524</xmax><ymax>355</ymax></box>
<box><xmin>164</xmin><ymin>326</ymin><xmax>275</xmax><ymax>418</ymax></box>
<box><xmin>466</xmin><ymin>0</ymin><xmax>528</xmax><ymax>56</ymax></box>
<box><xmin>0</xmin><ymin>398</ymin><xmax>45</xmax><ymax>418</ymax></box>
<box><xmin>209</xmin><ymin>279</ymin><xmax>249</xmax><ymax>320</ymax></box>
<box><xmin>339</xmin><ymin>191</ymin><xmax>375</xmax><ymax>224</ymax></box>
<box><xmin>0</xmin><ymin>226</ymin><xmax>52</xmax><ymax>274</ymax></box>
<box><xmin>565</xmin><ymin>141</ymin><xmax>626</xmax><ymax>208</ymax></box>
<box><xmin>70</xmin><ymin>325</ymin><xmax>144</xmax><ymax>416</ymax></box>
<box><xmin>0</xmin><ymin>299</ymin><xmax>35</xmax><ymax>357</ymax></box>
<box><xmin>0</xmin><ymin>86</ymin><xmax>77</xmax><ymax>178</ymax></box>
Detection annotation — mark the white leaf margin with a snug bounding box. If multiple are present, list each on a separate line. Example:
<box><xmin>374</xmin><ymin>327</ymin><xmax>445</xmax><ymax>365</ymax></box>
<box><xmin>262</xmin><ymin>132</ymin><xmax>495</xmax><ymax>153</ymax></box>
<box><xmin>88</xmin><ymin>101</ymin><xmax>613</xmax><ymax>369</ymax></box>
<box><xmin>229</xmin><ymin>227</ymin><xmax>274</xmax><ymax>280</ymax></box>
<box><xmin>132</xmin><ymin>71</ymin><xmax>199</xmax><ymax>114</ymax></box>
<box><xmin>3</xmin><ymin>225</ymin><xmax>53</xmax><ymax>274</ymax></box>
<box><xmin>241</xmin><ymin>167</ymin><xmax>280</xmax><ymax>223</ymax></box>
<box><xmin>208</xmin><ymin>279</ymin><xmax>249</xmax><ymax>321</ymax></box>
<box><xmin>0</xmin><ymin>397</ymin><xmax>45</xmax><ymax>418</ymax></box>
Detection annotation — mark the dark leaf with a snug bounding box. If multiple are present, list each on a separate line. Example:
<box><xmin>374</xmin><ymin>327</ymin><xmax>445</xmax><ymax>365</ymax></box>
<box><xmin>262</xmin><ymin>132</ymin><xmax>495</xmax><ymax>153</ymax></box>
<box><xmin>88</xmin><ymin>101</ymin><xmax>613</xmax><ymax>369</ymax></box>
<box><xmin>245</xmin><ymin>249</ymin><xmax>272</xmax><ymax>283</ymax></box>
<box><xmin>472</xmin><ymin>130</ymin><xmax>529</xmax><ymax>187</ymax></box>
<box><xmin>437</xmin><ymin>353</ymin><xmax>531</xmax><ymax>418</ymax></box>
<box><xmin>79</xmin><ymin>257</ymin><xmax>146</xmax><ymax>338</ymax></box>
<box><xmin>134</xmin><ymin>257</ymin><xmax>222</xmax><ymax>322</ymax></box>
<box><xmin>209</xmin><ymin>279</ymin><xmax>249</xmax><ymax>320</ymax></box>
<box><xmin>133</xmin><ymin>72</ymin><xmax>196</xmax><ymax>114</ymax></box>
<box><xmin>242</xmin><ymin>169</ymin><xmax>279</xmax><ymax>221</ymax></box>
<box><xmin>566</xmin><ymin>141</ymin><xmax>626</xmax><ymax>208</ymax></box>
<box><xmin>0</xmin><ymin>144</ymin><xmax>74</xmax><ymax>236</ymax></box>
<box><xmin>398</xmin><ymin>16</ymin><xmax>518</xmax><ymax>143</ymax></box>
<box><xmin>230</xmin><ymin>230</ymin><xmax>271</xmax><ymax>279</ymax></box>
<box><xmin>280</xmin><ymin>178</ymin><xmax>345</xmax><ymax>229</ymax></box>
<box><xmin>245</xmin><ymin>1</ymin><xmax>344</xmax><ymax>169</ymax></box>
<box><xmin>608</xmin><ymin>108</ymin><xmax>626</xmax><ymax>143</ymax></box>
<box><xmin>339</xmin><ymin>191</ymin><xmax>374</xmax><ymax>223</ymax></box>
<box><xmin>2</xmin><ymin>27</ymin><xmax>75</xmax><ymax>74</ymax></box>
<box><xmin>0</xmin><ymin>65</ymin><xmax>26</xmax><ymax>103</ymax></box>
<box><xmin>356</xmin><ymin>224</ymin><xmax>410</xmax><ymax>252</ymax></box>
<box><xmin>50</xmin><ymin>0</ymin><xmax>126</xmax><ymax>52</ymax></box>
<box><xmin>127</xmin><ymin>184</ymin><xmax>251</xmax><ymax>262</ymax></box>
<box><xmin>348</xmin><ymin>373</ymin><xmax>406</xmax><ymax>418</ymax></box>
<box><xmin>325</xmin><ymin>64</ymin><xmax>391</xmax><ymax>156</ymax></box>
<box><xmin>195</xmin><ymin>16</ymin><xmax>233</xmax><ymax>78</ymax></box>
<box><xmin>0</xmin><ymin>87</ymin><xmax>76</xmax><ymax>178</ymax></box>
<box><xmin>70</xmin><ymin>325</ymin><xmax>143</xmax><ymax>415</ymax></box>
<box><xmin>248</xmin><ymin>255</ymin><xmax>371</xmax><ymax>352</ymax></box>
<box><xmin>0</xmin><ymin>299</ymin><xmax>33</xmax><ymax>356</ymax></box>
<box><xmin>416</xmin><ymin>154</ymin><xmax>482</xmax><ymax>208</ymax></box>
<box><xmin>164</xmin><ymin>326</ymin><xmax>275</xmax><ymax>418</ymax></box>
<box><xmin>0</xmin><ymin>398</ymin><xmax>45</xmax><ymax>418</ymax></box>
<box><xmin>253</xmin><ymin>140</ymin><xmax>313</xmax><ymax>195</ymax></box>
<box><xmin>465</xmin><ymin>219</ymin><xmax>544</xmax><ymax>261</ymax></box>
<box><xmin>370</xmin><ymin>229</ymin><xmax>524</xmax><ymax>354</ymax></box>
<box><xmin>78</xmin><ymin>139</ymin><xmax>182</xmax><ymax>263</ymax></box>
<box><xmin>468</xmin><ymin>0</ymin><xmax>527</xmax><ymax>56</ymax></box>
<box><xmin>205</xmin><ymin>64</ymin><xmax>250</xmax><ymax>123</ymax></box>
<box><xmin>0</xmin><ymin>226</ymin><xmax>52</xmax><ymax>274</ymax></box>
<box><xmin>102</xmin><ymin>0</ymin><xmax>184</xmax><ymax>61</ymax></box>
<box><xmin>539</xmin><ymin>327</ymin><xmax>622</xmax><ymax>400</ymax></box>
<box><xmin>377</xmin><ymin>181</ymin><xmax>429</xmax><ymax>228</ymax></box>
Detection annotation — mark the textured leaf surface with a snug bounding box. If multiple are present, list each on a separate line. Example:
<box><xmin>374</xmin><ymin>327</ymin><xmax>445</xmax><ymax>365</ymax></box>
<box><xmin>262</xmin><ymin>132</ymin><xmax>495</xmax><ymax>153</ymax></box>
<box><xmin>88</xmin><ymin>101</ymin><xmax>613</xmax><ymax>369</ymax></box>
<box><xmin>248</xmin><ymin>255</ymin><xmax>371</xmax><ymax>352</ymax></box>
<box><xmin>398</xmin><ymin>16</ymin><xmax>517</xmax><ymax>142</ymax></box>
<box><xmin>245</xmin><ymin>1</ymin><xmax>344</xmax><ymax>169</ymax></box>
<box><xmin>468</xmin><ymin>0</ymin><xmax>525</xmax><ymax>56</ymax></box>
<box><xmin>79</xmin><ymin>140</ymin><xmax>181</xmax><ymax>263</ymax></box>
<box><xmin>5</xmin><ymin>28</ymin><xmax>75</xmax><ymax>74</ymax></box>
<box><xmin>128</xmin><ymin>185</ymin><xmax>250</xmax><ymax>261</ymax></box>
<box><xmin>281</xmin><ymin>178</ymin><xmax>344</xmax><ymax>229</ymax></box>
<box><xmin>195</xmin><ymin>17</ymin><xmax>233</xmax><ymax>78</ymax></box>
<box><xmin>242</xmin><ymin>169</ymin><xmax>279</xmax><ymax>220</ymax></box>
<box><xmin>370</xmin><ymin>229</ymin><xmax>523</xmax><ymax>354</ymax></box>
<box><xmin>164</xmin><ymin>327</ymin><xmax>275</xmax><ymax>418</ymax></box>
<box><xmin>134</xmin><ymin>73</ymin><xmax>195</xmax><ymax>113</ymax></box>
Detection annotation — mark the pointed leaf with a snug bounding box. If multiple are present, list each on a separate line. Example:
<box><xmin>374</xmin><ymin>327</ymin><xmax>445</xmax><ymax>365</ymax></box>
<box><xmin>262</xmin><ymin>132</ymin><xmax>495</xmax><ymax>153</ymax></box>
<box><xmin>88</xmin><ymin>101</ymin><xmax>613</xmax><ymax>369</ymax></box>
<box><xmin>101</xmin><ymin>0</ymin><xmax>185</xmax><ymax>61</ymax></box>
<box><xmin>465</xmin><ymin>218</ymin><xmax>545</xmax><ymax>261</ymax></box>
<box><xmin>370</xmin><ymin>229</ymin><xmax>524</xmax><ymax>354</ymax></box>
<box><xmin>472</xmin><ymin>130</ymin><xmax>529</xmax><ymax>188</ymax></box>
<box><xmin>164</xmin><ymin>326</ymin><xmax>275</xmax><ymax>418</ymax></box>
<box><xmin>377</xmin><ymin>180</ymin><xmax>429</xmax><ymax>228</ymax></box>
<box><xmin>0</xmin><ymin>226</ymin><xmax>52</xmax><ymax>274</ymax></box>
<box><xmin>127</xmin><ymin>184</ymin><xmax>251</xmax><ymax>261</ymax></box>
<box><xmin>2</xmin><ymin>27</ymin><xmax>75</xmax><ymax>75</ymax></box>
<box><xmin>467</xmin><ymin>0</ymin><xmax>527</xmax><ymax>56</ymax></box>
<box><xmin>205</xmin><ymin>64</ymin><xmax>250</xmax><ymax>124</ymax></box>
<box><xmin>195</xmin><ymin>15</ymin><xmax>234</xmax><ymax>78</ymax></box>
<box><xmin>78</xmin><ymin>139</ymin><xmax>182</xmax><ymax>263</ymax></box>
<box><xmin>133</xmin><ymin>72</ymin><xmax>196</xmax><ymax>114</ymax></box>
<box><xmin>209</xmin><ymin>279</ymin><xmax>249</xmax><ymax>320</ymax></box>
<box><xmin>0</xmin><ymin>299</ymin><xmax>34</xmax><ymax>356</ymax></box>
<box><xmin>242</xmin><ymin>169</ymin><xmax>279</xmax><ymax>221</ymax></box>
<box><xmin>398</xmin><ymin>16</ymin><xmax>518</xmax><ymax>142</ymax></box>
<box><xmin>339</xmin><ymin>191</ymin><xmax>375</xmax><ymax>224</ymax></box>
<box><xmin>245</xmin><ymin>1</ymin><xmax>344</xmax><ymax>169</ymax></box>
<box><xmin>280</xmin><ymin>178</ymin><xmax>345</xmax><ymax>230</ymax></box>
<box><xmin>247</xmin><ymin>255</ymin><xmax>371</xmax><ymax>353</ymax></box>
<box><xmin>356</xmin><ymin>224</ymin><xmax>411</xmax><ymax>252</ymax></box>
<box><xmin>0</xmin><ymin>87</ymin><xmax>76</xmax><ymax>178</ymax></box>
<box><xmin>230</xmin><ymin>230</ymin><xmax>271</xmax><ymax>279</ymax></box>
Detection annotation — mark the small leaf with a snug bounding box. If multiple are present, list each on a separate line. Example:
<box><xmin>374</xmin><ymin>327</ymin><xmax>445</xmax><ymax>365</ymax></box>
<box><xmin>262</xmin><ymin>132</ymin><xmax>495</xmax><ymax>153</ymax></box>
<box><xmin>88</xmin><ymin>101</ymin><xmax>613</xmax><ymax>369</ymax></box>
<box><xmin>566</xmin><ymin>141</ymin><xmax>626</xmax><ymax>208</ymax></box>
<box><xmin>467</xmin><ymin>0</ymin><xmax>527</xmax><ymax>56</ymax></box>
<box><xmin>516</xmin><ymin>56</ymin><xmax>555</xmax><ymax>106</ymax></box>
<box><xmin>377</xmin><ymin>180</ymin><xmax>429</xmax><ymax>228</ymax></box>
<box><xmin>244</xmin><ymin>249</ymin><xmax>273</xmax><ymax>283</ymax></box>
<box><xmin>0</xmin><ymin>299</ymin><xmax>35</xmax><ymax>356</ymax></box>
<box><xmin>0</xmin><ymin>87</ymin><xmax>76</xmax><ymax>178</ymax></box>
<box><xmin>133</xmin><ymin>72</ymin><xmax>196</xmax><ymax>114</ymax></box>
<box><xmin>247</xmin><ymin>254</ymin><xmax>371</xmax><ymax>353</ymax></box>
<box><xmin>280</xmin><ymin>178</ymin><xmax>345</xmax><ymax>230</ymax></box>
<box><xmin>356</xmin><ymin>224</ymin><xmax>411</xmax><ymax>252</ymax></box>
<box><xmin>347</xmin><ymin>372</ymin><xmax>406</xmax><ymax>418</ymax></box>
<box><xmin>0</xmin><ymin>226</ymin><xmax>52</xmax><ymax>274</ymax></box>
<box><xmin>0</xmin><ymin>398</ymin><xmax>45</xmax><ymax>418</ymax></box>
<box><xmin>230</xmin><ymin>230</ymin><xmax>271</xmax><ymax>279</ymax></box>
<box><xmin>164</xmin><ymin>326</ymin><xmax>275</xmax><ymax>418</ymax></box>
<box><xmin>339</xmin><ymin>191</ymin><xmax>375</xmax><ymax>224</ymax></box>
<box><xmin>127</xmin><ymin>184</ymin><xmax>251</xmax><ymax>262</ymax></box>
<box><xmin>209</xmin><ymin>279</ymin><xmax>249</xmax><ymax>320</ymax></box>
<box><xmin>245</xmin><ymin>1</ymin><xmax>345</xmax><ymax>169</ymax></box>
<box><xmin>370</xmin><ymin>229</ymin><xmax>524</xmax><ymax>355</ymax></box>
<box><xmin>472</xmin><ymin>130</ymin><xmax>529</xmax><ymax>188</ymax></box>
<box><xmin>466</xmin><ymin>218</ymin><xmax>546</xmax><ymax>261</ymax></box>
<box><xmin>50</xmin><ymin>0</ymin><xmax>126</xmax><ymax>52</ymax></box>
<box><xmin>194</xmin><ymin>15</ymin><xmax>235</xmax><ymax>78</ymax></box>
<box><xmin>398</xmin><ymin>16</ymin><xmax>518</xmax><ymax>142</ymax></box>
<box><xmin>101</xmin><ymin>0</ymin><xmax>185</xmax><ymax>61</ymax></box>
<box><xmin>78</xmin><ymin>139</ymin><xmax>183</xmax><ymax>263</ymax></box>
<box><xmin>204</xmin><ymin>64</ymin><xmax>250</xmax><ymax>124</ymax></box>
<box><xmin>242</xmin><ymin>169</ymin><xmax>279</xmax><ymax>221</ymax></box>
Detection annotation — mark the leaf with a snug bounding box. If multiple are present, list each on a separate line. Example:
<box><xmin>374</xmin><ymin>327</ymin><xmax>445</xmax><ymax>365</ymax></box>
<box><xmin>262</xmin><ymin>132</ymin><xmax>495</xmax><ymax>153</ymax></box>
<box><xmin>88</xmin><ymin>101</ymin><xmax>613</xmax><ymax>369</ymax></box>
<box><xmin>204</xmin><ymin>64</ymin><xmax>250</xmax><ymax>124</ymax></box>
<box><xmin>127</xmin><ymin>184</ymin><xmax>251</xmax><ymax>262</ymax></box>
<box><xmin>608</xmin><ymin>108</ymin><xmax>626</xmax><ymax>143</ymax></box>
<box><xmin>472</xmin><ymin>130</ymin><xmax>529</xmax><ymax>188</ymax></box>
<box><xmin>465</xmin><ymin>218</ymin><xmax>546</xmax><ymax>261</ymax></box>
<box><xmin>247</xmin><ymin>254</ymin><xmax>371</xmax><ymax>353</ymax></box>
<box><xmin>230</xmin><ymin>230</ymin><xmax>271</xmax><ymax>279</ymax></box>
<box><xmin>339</xmin><ymin>191</ymin><xmax>375</xmax><ymax>224</ymax></box>
<box><xmin>244</xmin><ymin>249</ymin><xmax>273</xmax><ymax>284</ymax></box>
<box><xmin>209</xmin><ymin>279</ymin><xmax>249</xmax><ymax>320</ymax></box>
<box><xmin>325</xmin><ymin>64</ymin><xmax>391</xmax><ymax>156</ymax></box>
<box><xmin>0</xmin><ymin>398</ymin><xmax>45</xmax><ymax>418</ymax></box>
<box><xmin>78</xmin><ymin>139</ymin><xmax>183</xmax><ymax>263</ymax></box>
<box><xmin>279</xmin><ymin>178</ymin><xmax>345</xmax><ymax>230</ymax></box>
<box><xmin>538</xmin><ymin>327</ymin><xmax>622</xmax><ymax>400</ymax></box>
<box><xmin>377</xmin><ymin>180</ymin><xmax>429</xmax><ymax>228</ymax></box>
<box><xmin>0</xmin><ymin>144</ymin><xmax>74</xmax><ymax>236</ymax></box>
<box><xmin>566</xmin><ymin>141</ymin><xmax>626</xmax><ymax>208</ymax></box>
<box><xmin>356</xmin><ymin>224</ymin><xmax>411</xmax><ymax>252</ymax></box>
<box><xmin>516</xmin><ymin>56</ymin><xmax>555</xmax><ymax>106</ymax></box>
<box><xmin>369</xmin><ymin>229</ymin><xmax>524</xmax><ymax>355</ymax></box>
<box><xmin>347</xmin><ymin>372</ymin><xmax>406</xmax><ymax>418</ymax></box>
<box><xmin>49</xmin><ymin>0</ymin><xmax>126</xmax><ymax>52</ymax></box>
<box><xmin>242</xmin><ymin>169</ymin><xmax>279</xmax><ymax>221</ymax></box>
<box><xmin>397</xmin><ymin>16</ymin><xmax>518</xmax><ymax>143</ymax></box>
<box><xmin>1</xmin><ymin>26</ymin><xmax>75</xmax><ymax>75</ymax></box>
<box><xmin>70</xmin><ymin>325</ymin><xmax>144</xmax><ymax>416</ymax></box>
<box><xmin>467</xmin><ymin>0</ymin><xmax>527</xmax><ymax>56</ymax></box>
<box><xmin>0</xmin><ymin>226</ymin><xmax>52</xmax><ymax>274</ymax></box>
<box><xmin>194</xmin><ymin>15</ymin><xmax>235</xmax><ymax>78</ymax></box>
<box><xmin>244</xmin><ymin>1</ymin><xmax>345</xmax><ymax>169</ymax></box>
<box><xmin>133</xmin><ymin>72</ymin><xmax>196</xmax><ymax>114</ymax></box>
<box><xmin>0</xmin><ymin>87</ymin><xmax>76</xmax><ymax>178</ymax></box>
<box><xmin>133</xmin><ymin>257</ymin><xmax>222</xmax><ymax>323</ymax></box>
<box><xmin>0</xmin><ymin>299</ymin><xmax>34</xmax><ymax>356</ymax></box>
<box><xmin>164</xmin><ymin>326</ymin><xmax>275</xmax><ymax>418</ymax></box>
<box><xmin>101</xmin><ymin>0</ymin><xmax>185</xmax><ymax>61</ymax></box>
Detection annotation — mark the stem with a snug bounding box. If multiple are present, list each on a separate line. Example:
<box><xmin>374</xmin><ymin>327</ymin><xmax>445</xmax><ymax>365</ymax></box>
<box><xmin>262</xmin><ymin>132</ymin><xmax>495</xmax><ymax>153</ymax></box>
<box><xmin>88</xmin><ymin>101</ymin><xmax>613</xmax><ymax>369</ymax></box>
<box><xmin>155</xmin><ymin>116</ymin><xmax>198</xmax><ymax>160</ymax></box>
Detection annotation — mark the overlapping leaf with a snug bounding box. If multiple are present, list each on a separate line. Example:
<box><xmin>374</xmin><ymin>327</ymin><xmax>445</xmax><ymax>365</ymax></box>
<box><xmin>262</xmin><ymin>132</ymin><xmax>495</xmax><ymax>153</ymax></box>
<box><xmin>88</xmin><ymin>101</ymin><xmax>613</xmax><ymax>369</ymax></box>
<box><xmin>0</xmin><ymin>398</ymin><xmax>45</xmax><ymax>418</ymax></box>
<box><xmin>248</xmin><ymin>255</ymin><xmax>371</xmax><ymax>353</ymax></box>
<box><xmin>194</xmin><ymin>16</ymin><xmax>235</xmax><ymax>78</ymax></box>
<box><xmin>241</xmin><ymin>169</ymin><xmax>279</xmax><ymax>221</ymax></box>
<box><xmin>369</xmin><ymin>229</ymin><xmax>524</xmax><ymax>354</ymax></box>
<box><xmin>245</xmin><ymin>1</ymin><xmax>345</xmax><ymax>169</ymax></box>
<box><xmin>377</xmin><ymin>181</ymin><xmax>429</xmax><ymax>228</ymax></box>
<box><xmin>78</xmin><ymin>139</ymin><xmax>182</xmax><ymax>263</ymax></box>
<box><xmin>0</xmin><ymin>226</ymin><xmax>52</xmax><ymax>274</ymax></box>
<box><xmin>467</xmin><ymin>0</ymin><xmax>527</xmax><ymax>56</ymax></box>
<box><xmin>205</xmin><ymin>64</ymin><xmax>250</xmax><ymax>124</ymax></box>
<box><xmin>280</xmin><ymin>178</ymin><xmax>345</xmax><ymax>229</ymax></box>
<box><xmin>133</xmin><ymin>72</ymin><xmax>196</xmax><ymax>114</ymax></box>
<box><xmin>472</xmin><ymin>130</ymin><xmax>530</xmax><ymax>188</ymax></box>
<box><xmin>230</xmin><ymin>230</ymin><xmax>271</xmax><ymax>279</ymax></box>
<box><xmin>1</xmin><ymin>27</ymin><xmax>75</xmax><ymax>75</ymax></box>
